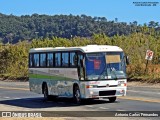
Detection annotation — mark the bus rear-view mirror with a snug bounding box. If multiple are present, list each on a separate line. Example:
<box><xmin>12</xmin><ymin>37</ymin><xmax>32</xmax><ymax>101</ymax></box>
<box><xmin>126</xmin><ymin>56</ymin><xmax>130</xmax><ymax>65</ymax></box>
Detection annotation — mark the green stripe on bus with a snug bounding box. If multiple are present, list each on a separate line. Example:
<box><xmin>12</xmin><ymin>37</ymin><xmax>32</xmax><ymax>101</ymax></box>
<box><xmin>29</xmin><ymin>73</ymin><xmax>74</xmax><ymax>80</ymax></box>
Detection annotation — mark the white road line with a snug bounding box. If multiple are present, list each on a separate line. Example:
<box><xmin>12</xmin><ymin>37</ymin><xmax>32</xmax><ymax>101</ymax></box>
<box><xmin>13</xmin><ymin>98</ymin><xmax>21</xmax><ymax>99</ymax></box>
<box><xmin>86</xmin><ymin>105</ymin><xmax>93</xmax><ymax>108</ymax></box>
<box><xmin>116</xmin><ymin>109</ymin><xmax>126</xmax><ymax>111</ymax></box>
<box><xmin>99</xmin><ymin>107</ymin><xmax>109</xmax><ymax>110</ymax></box>
<box><xmin>4</xmin><ymin>97</ymin><xmax>10</xmax><ymax>99</ymax></box>
<box><xmin>128</xmin><ymin>90</ymin><xmax>160</xmax><ymax>94</ymax></box>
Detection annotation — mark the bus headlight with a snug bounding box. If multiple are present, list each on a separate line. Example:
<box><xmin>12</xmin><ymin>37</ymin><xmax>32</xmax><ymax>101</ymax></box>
<box><xmin>86</xmin><ymin>85</ymin><xmax>97</xmax><ymax>88</ymax></box>
<box><xmin>120</xmin><ymin>90</ymin><xmax>125</xmax><ymax>93</ymax></box>
<box><xmin>118</xmin><ymin>81</ymin><xmax>127</xmax><ymax>87</ymax></box>
<box><xmin>90</xmin><ymin>91</ymin><xmax>93</xmax><ymax>94</ymax></box>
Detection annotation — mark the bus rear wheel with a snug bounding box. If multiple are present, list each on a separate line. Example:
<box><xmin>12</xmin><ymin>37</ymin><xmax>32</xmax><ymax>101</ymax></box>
<box><xmin>43</xmin><ymin>84</ymin><xmax>49</xmax><ymax>101</ymax></box>
<box><xmin>108</xmin><ymin>97</ymin><xmax>116</xmax><ymax>103</ymax></box>
<box><xmin>73</xmin><ymin>86</ymin><xmax>81</xmax><ymax>104</ymax></box>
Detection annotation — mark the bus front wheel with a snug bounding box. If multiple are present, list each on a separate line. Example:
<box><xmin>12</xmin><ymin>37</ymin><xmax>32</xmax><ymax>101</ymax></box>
<box><xmin>73</xmin><ymin>86</ymin><xmax>81</xmax><ymax>104</ymax></box>
<box><xmin>108</xmin><ymin>97</ymin><xmax>116</xmax><ymax>103</ymax></box>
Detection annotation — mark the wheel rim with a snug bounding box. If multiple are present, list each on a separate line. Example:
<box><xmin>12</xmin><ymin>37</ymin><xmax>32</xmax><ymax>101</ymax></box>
<box><xmin>75</xmin><ymin>89</ymin><xmax>80</xmax><ymax>102</ymax></box>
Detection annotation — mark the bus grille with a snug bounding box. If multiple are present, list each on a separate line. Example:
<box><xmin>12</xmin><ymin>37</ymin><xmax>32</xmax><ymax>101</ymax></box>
<box><xmin>99</xmin><ymin>90</ymin><xmax>116</xmax><ymax>96</ymax></box>
<box><xmin>97</xmin><ymin>85</ymin><xmax>117</xmax><ymax>88</ymax></box>
<box><xmin>109</xmin><ymin>85</ymin><xmax>118</xmax><ymax>87</ymax></box>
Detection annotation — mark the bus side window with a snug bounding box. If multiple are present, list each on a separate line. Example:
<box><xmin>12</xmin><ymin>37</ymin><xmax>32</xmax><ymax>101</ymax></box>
<box><xmin>40</xmin><ymin>53</ymin><xmax>46</xmax><ymax>67</ymax></box>
<box><xmin>70</xmin><ymin>52</ymin><xmax>77</xmax><ymax>67</ymax></box>
<box><xmin>78</xmin><ymin>54</ymin><xmax>83</xmax><ymax>66</ymax></box>
<box><xmin>29</xmin><ymin>54</ymin><xmax>33</xmax><ymax>67</ymax></box>
<box><xmin>47</xmin><ymin>53</ymin><xmax>54</xmax><ymax>67</ymax></box>
<box><xmin>62</xmin><ymin>52</ymin><xmax>69</xmax><ymax>67</ymax></box>
<box><xmin>33</xmin><ymin>53</ymin><xmax>39</xmax><ymax>67</ymax></box>
<box><xmin>55</xmin><ymin>53</ymin><xmax>61</xmax><ymax>67</ymax></box>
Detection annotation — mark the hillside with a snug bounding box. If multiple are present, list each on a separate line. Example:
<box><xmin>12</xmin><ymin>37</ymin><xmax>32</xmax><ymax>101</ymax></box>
<box><xmin>0</xmin><ymin>13</ymin><xmax>160</xmax><ymax>44</ymax></box>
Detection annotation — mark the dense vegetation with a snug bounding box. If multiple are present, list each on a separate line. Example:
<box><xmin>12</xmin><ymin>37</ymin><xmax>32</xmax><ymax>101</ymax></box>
<box><xmin>0</xmin><ymin>13</ymin><xmax>160</xmax><ymax>44</ymax></box>
<box><xmin>0</xmin><ymin>33</ymin><xmax>160</xmax><ymax>82</ymax></box>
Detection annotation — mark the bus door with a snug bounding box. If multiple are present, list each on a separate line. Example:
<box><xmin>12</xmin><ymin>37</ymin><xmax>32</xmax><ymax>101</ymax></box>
<box><xmin>77</xmin><ymin>53</ymin><xmax>86</xmax><ymax>97</ymax></box>
<box><xmin>77</xmin><ymin>53</ymin><xmax>85</xmax><ymax>80</ymax></box>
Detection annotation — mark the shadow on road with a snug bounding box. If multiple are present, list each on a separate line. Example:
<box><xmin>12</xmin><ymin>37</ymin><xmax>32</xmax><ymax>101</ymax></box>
<box><xmin>0</xmin><ymin>97</ymin><xmax>119</xmax><ymax>109</ymax></box>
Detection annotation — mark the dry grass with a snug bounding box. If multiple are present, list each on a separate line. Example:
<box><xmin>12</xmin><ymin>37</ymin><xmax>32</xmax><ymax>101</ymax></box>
<box><xmin>127</xmin><ymin>81</ymin><xmax>160</xmax><ymax>88</ymax></box>
<box><xmin>127</xmin><ymin>64</ymin><xmax>160</xmax><ymax>83</ymax></box>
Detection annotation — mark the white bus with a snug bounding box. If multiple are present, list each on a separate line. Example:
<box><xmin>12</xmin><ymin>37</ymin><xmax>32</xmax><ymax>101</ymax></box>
<box><xmin>29</xmin><ymin>45</ymin><xmax>128</xmax><ymax>104</ymax></box>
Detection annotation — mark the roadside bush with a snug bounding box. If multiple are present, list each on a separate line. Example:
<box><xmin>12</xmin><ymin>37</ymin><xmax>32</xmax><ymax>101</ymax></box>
<box><xmin>0</xmin><ymin>33</ymin><xmax>160</xmax><ymax>83</ymax></box>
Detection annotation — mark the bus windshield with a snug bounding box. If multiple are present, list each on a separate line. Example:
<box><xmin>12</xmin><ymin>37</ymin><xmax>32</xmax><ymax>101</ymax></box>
<box><xmin>85</xmin><ymin>52</ymin><xmax>126</xmax><ymax>80</ymax></box>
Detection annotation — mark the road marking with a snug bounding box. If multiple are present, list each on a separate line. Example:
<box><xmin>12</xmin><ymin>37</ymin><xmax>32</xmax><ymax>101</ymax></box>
<box><xmin>4</xmin><ymin>97</ymin><xmax>10</xmax><ymax>99</ymax></box>
<box><xmin>128</xmin><ymin>90</ymin><xmax>160</xmax><ymax>94</ymax></box>
<box><xmin>0</xmin><ymin>86</ymin><xmax>28</xmax><ymax>91</ymax></box>
<box><xmin>117</xmin><ymin>109</ymin><xmax>126</xmax><ymax>111</ymax></box>
<box><xmin>99</xmin><ymin>107</ymin><xmax>109</xmax><ymax>110</ymax></box>
<box><xmin>86</xmin><ymin>105</ymin><xmax>93</xmax><ymax>108</ymax></box>
<box><xmin>118</xmin><ymin>96</ymin><xmax>160</xmax><ymax>103</ymax></box>
<box><xmin>13</xmin><ymin>98</ymin><xmax>21</xmax><ymax>99</ymax></box>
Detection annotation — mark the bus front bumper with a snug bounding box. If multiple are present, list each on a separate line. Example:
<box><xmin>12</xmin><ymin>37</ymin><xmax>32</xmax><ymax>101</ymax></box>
<box><xmin>84</xmin><ymin>87</ymin><xmax>126</xmax><ymax>98</ymax></box>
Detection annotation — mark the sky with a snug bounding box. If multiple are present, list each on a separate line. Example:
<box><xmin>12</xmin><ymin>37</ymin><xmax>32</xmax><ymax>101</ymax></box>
<box><xmin>0</xmin><ymin>0</ymin><xmax>160</xmax><ymax>25</ymax></box>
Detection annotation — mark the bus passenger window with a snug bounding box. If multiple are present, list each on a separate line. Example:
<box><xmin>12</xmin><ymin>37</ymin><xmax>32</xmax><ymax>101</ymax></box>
<box><xmin>33</xmin><ymin>54</ymin><xmax>39</xmax><ymax>67</ymax></box>
<box><xmin>47</xmin><ymin>53</ymin><xmax>53</xmax><ymax>67</ymax></box>
<box><xmin>29</xmin><ymin>54</ymin><xmax>33</xmax><ymax>67</ymax></box>
<box><xmin>70</xmin><ymin>52</ymin><xmax>77</xmax><ymax>67</ymax></box>
<box><xmin>62</xmin><ymin>53</ymin><xmax>69</xmax><ymax>67</ymax></box>
<box><xmin>40</xmin><ymin>53</ymin><xmax>46</xmax><ymax>67</ymax></box>
<box><xmin>55</xmin><ymin>53</ymin><xmax>61</xmax><ymax>67</ymax></box>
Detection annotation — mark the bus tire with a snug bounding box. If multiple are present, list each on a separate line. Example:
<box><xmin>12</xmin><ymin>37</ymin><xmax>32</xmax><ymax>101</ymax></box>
<box><xmin>108</xmin><ymin>97</ymin><xmax>116</xmax><ymax>103</ymax></box>
<box><xmin>43</xmin><ymin>83</ymin><xmax>49</xmax><ymax>101</ymax></box>
<box><xmin>73</xmin><ymin>86</ymin><xmax>81</xmax><ymax>104</ymax></box>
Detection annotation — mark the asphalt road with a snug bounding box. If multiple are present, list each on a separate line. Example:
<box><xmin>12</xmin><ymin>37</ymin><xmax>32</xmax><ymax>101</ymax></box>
<box><xmin>0</xmin><ymin>81</ymin><xmax>159</xmax><ymax>119</ymax></box>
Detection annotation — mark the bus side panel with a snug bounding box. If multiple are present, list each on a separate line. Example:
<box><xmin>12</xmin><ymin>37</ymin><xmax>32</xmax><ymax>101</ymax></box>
<box><xmin>79</xmin><ymin>82</ymin><xmax>86</xmax><ymax>98</ymax></box>
<box><xmin>29</xmin><ymin>67</ymin><xmax>80</xmax><ymax>97</ymax></box>
<box><xmin>64</xmin><ymin>68</ymin><xmax>79</xmax><ymax>97</ymax></box>
<box><xmin>29</xmin><ymin>68</ymin><xmax>51</xmax><ymax>94</ymax></box>
<box><xmin>49</xmin><ymin>68</ymin><xmax>79</xmax><ymax>97</ymax></box>
<box><xmin>29</xmin><ymin>68</ymin><xmax>42</xmax><ymax>94</ymax></box>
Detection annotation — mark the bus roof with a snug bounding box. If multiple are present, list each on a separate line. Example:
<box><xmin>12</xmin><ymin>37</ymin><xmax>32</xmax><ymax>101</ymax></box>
<box><xmin>29</xmin><ymin>45</ymin><xmax>123</xmax><ymax>53</ymax></box>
